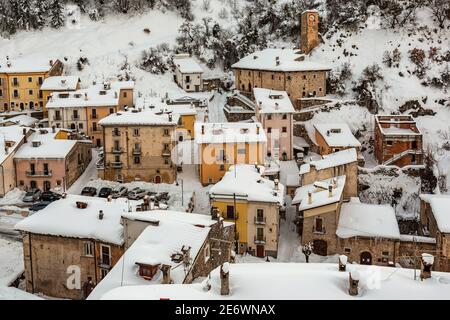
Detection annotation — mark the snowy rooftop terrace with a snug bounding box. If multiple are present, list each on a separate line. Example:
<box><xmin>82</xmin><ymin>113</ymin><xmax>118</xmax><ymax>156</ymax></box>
<box><xmin>292</xmin><ymin>175</ymin><xmax>346</xmax><ymax>211</ymax></box>
<box><xmin>253</xmin><ymin>88</ymin><xmax>295</xmax><ymax>114</ymax></box>
<box><xmin>46</xmin><ymin>81</ymin><xmax>134</xmax><ymax>108</ymax></box>
<box><xmin>194</xmin><ymin>122</ymin><xmax>266</xmax><ymax>144</ymax></box>
<box><xmin>300</xmin><ymin>148</ymin><xmax>358</xmax><ymax>174</ymax></box>
<box><xmin>376</xmin><ymin>115</ymin><xmax>421</xmax><ymax>136</ymax></box>
<box><xmin>98</xmin><ymin>108</ymin><xmax>179</xmax><ymax>127</ymax></box>
<box><xmin>0</xmin><ymin>114</ymin><xmax>38</xmax><ymax>127</ymax></box>
<box><xmin>337</xmin><ymin>198</ymin><xmax>400</xmax><ymax>239</ymax></box>
<box><xmin>40</xmin><ymin>76</ymin><xmax>80</xmax><ymax>91</ymax></box>
<box><xmin>231</xmin><ymin>48</ymin><xmax>331</xmax><ymax>72</ymax></box>
<box><xmin>97</xmin><ymin>262</ymin><xmax>450</xmax><ymax>300</ymax></box>
<box><xmin>0</xmin><ymin>56</ymin><xmax>58</xmax><ymax>74</ymax></box>
<box><xmin>136</xmin><ymin>97</ymin><xmax>197</xmax><ymax>116</ymax></box>
<box><xmin>420</xmin><ymin>194</ymin><xmax>450</xmax><ymax>233</ymax></box>
<box><xmin>209</xmin><ymin>164</ymin><xmax>285</xmax><ymax>205</ymax></box>
<box><xmin>15</xmin><ymin>195</ymin><xmax>139</xmax><ymax>245</ymax></box>
<box><xmin>314</xmin><ymin>123</ymin><xmax>361</xmax><ymax>148</ymax></box>
<box><xmin>0</xmin><ymin>126</ymin><xmax>28</xmax><ymax>164</ymax></box>
<box><xmin>88</xmin><ymin>210</ymin><xmax>217</xmax><ymax>300</ymax></box>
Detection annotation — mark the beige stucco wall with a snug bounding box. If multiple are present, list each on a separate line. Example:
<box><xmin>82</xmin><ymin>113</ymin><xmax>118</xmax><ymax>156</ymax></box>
<box><xmin>247</xmin><ymin>202</ymin><xmax>280</xmax><ymax>257</ymax></box>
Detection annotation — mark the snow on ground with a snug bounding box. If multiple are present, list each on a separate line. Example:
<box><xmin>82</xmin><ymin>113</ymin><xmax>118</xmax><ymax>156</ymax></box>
<box><xmin>0</xmin><ymin>238</ymin><xmax>23</xmax><ymax>286</ymax></box>
<box><xmin>67</xmin><ymin>148</ymin><xmax>99</xmax><ymax>195</ymax></box>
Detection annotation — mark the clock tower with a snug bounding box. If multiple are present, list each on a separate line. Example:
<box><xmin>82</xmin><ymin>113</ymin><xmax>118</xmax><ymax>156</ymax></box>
<box><xmin>300</xmin><ymin>10</ymin><xmax>320</xmax><ymax>54</ymax></box>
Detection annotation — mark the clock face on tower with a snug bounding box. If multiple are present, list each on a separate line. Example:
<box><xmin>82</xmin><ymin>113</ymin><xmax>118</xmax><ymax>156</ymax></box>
<box><xmin>309</xmin><ymin>14</ymin><xmax>316</xmax><ymax>24</ymax></box>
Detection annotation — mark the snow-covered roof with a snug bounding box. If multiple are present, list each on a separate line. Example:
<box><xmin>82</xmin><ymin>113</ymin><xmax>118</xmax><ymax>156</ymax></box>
<box><xmin>0</xmin><ymin>287</ymin><xmax>43</xmax><ymax>300</ymax></box>
<box><xmin>420</xmin><ymin>194</ymin><xmax>450</xmax><ymax>233</ymax></box>
<box><xmin>40</xmin><ymin>76</ymin><xmax>80</xmax><ymax>91</ymax></box>
<box><xmin>253</xmin><ymin>88</ymin><xmax>295</xmax><ymax>114</ymax></box>
<box><xmin>306</xmin><ymin>148</ymin><xmax>358</xmax><ymax>172</ymax></box>
<box><xmin>0</xmin><ymin>56</ymin><xmax>58</xmax><ymax>74</ymax></box>
<box><xmin>337</xmin><ymin>198</ymin><xmax>400</xmax><ymax>239</ymax></box>
<box><xmin>46</xmin><ymin>81</ymin><xmax>133</xmax><ymax>109</ymax></box>
<box><xmin>0</xmin><ymin>126</ymin><xmax>28</xmax><ymax>164</ymax></box>
<box><xmin>136</xmin><ymin>97</ymin><xmax>197</xmax><ymax>116</ymax></box>
<box><xmin>194</xmin><ymin>122</ymin><xmax>267</xmax><ymax>144</ymax></box>
<box><xmin>15</xmin><ymin>195</ymin><xmax>138</xmax><ymax>245</ymax></box>
<box><xmin>376</xmin><ymin>115</ymin><xmax>421</xmax><ymax>136</ymax></box>
<box><xmin>209</xmin><ymin>164</ymin><xmax>284</xmax><ymax>204</ymax></box>
<box><xmin>292</xmin><ymin>175</ymin><xmax>345</xmax><ymax>210</ymax></box>
<box><xmin>13</xmin><ymin>128</ymin><xmax>80</xmax><ymax>159</ymax></box>
<box><xmin>174</xmin><ymin>57</ymin><xmax>203</xmax><ymax>74</ymax></box>
<box><xmin>98</xmin><ymin>109</ymin><xmax>178</xmax><ymax>127</ymax></box>
<box><xmin>0</xmin><ymin>115</ymin><xmax>38</xmax><ymax>127</ymax></box>
<box><xmin>231</xmin><ymin>48</ymin><xmax>331</xmax><ymax>72</ymax></box>
<box><xmin>88</xmin><ymin>210</ymin><xmax>214</xmax><ymax>300</ymax></box>
<box><xmin>314</xmin><ymin>123</ymin><xmax>361</xmax><ymax>148</ymax></box>
<box><xmin>97</xmin><ymin>263</ymin><xmax>450</xmax><ymax>300</ymax></box>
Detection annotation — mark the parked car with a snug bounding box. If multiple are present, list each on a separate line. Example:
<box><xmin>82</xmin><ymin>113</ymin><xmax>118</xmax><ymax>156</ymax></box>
<box><xmin>81</xmin><ymin>187</ymin><xmax>97</xmax><ymax>197</ymax></box>
<box><xmin>40</xmin><ymin>191</ymin><xmax>62</xmax><ymax>202</ymax></box>
<box><xmin>23</xmin><ymin>189</ymin><xmax>42</xmax><ymax>203</ymax></box>
<box><xmin>127</xmin><ymin>187</ymin><xmax>146</xmax><ymax>200</ymax></box>
<box><xmin>98</xmin><ymin>187</ymin><xmax>112</xmax><ymax>198</ymax></box>
<box><xmin>111</xmin><ymin>186</ymin><xmax>128</xmax><ymax>198</ymax></box>
<box><xmin>29</xmin><ymin>201</ymin><xmax>51</xmax><ymax>212</ymax></box>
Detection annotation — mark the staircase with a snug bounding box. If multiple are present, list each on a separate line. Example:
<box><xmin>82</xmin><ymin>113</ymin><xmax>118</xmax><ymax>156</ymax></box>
<box><xmin>382</xmin><ymin>149</ymin><xmax>423</xmax><ymax>166</ymax></box>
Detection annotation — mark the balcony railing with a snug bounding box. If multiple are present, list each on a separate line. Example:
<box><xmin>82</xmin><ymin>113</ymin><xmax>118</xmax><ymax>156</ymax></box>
<box><xmin>112</xmin><ymin>130</ymin><xmax>121</xmax><ymax>137</ymax></box>
<box><xmin>111</xmin><ymin>161</ymin><xmax>122</xmax><ymax>168</ymax></box>
<box><xmin>254</xmin><ymin>235</ymin><xmax>266</xmax><ymax>244</ymax></box>
<box><xmin>26</xmin><ymin>170</ymin><xmax>52</xmax><ymax>177</ymax></box>
<box><xmin>53</xmin><ymin>115</ymin><xmax>62</xmax><ymax>121</ymax></box>
<box><xmin>90</xmin><ymin>127</ymin><xmax>101</xmax><ymax>133</ymax></box>
<box><xmin>90</xmin><ymin>114</ymin><xmax>98</xmax><ymax>119</ymax></box>
<box><xmin>132</xmin><ymin>148</ymin><xmax>141</xmax><ymax>155</ymax></box>
<box><xmin>71</xmin><ymin>115</ymin><xmax>80</xmax><ymax>121</ymax></box>
<box><xmin>313</xmin><ymin>226</ymin><xmax>326</xmax><ymax>234</ymax></box>
<box><xmin>254</xmin><ymin>216</ymin><xmax>266</xmax><ymax>225</ymax></box>
<box><xmin>111</xmin><ymin>147</ymin><xmax>123</xmax><ymax>154</ymax></box>
<box><xmin>162</xmin><ymin>149</ymin><xmax>171</xmax><ymax>157</ymax></box>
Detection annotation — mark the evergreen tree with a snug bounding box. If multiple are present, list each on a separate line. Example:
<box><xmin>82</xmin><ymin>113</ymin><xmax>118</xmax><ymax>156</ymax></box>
<box><xmin>50</xmin><ymin>0</ymin><xmax>65</xmax><ymax>29</ymax></box>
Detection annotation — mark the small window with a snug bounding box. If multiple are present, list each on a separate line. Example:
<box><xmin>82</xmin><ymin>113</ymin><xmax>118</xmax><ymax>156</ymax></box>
<box><xmin>78</xmin><ymin>123</ymin><xmax>83</xmax><ymax>129</ymax></box>
<box><xmin>226</xmin><ymin>205</ymin><xmax>235</xmax><ymax>219</ymax></box>
<box><xmin>344</xmin><ymin>247</ymin><xmax>351</xmax><ymax>254</ymax></box>
<box><xmin>164</xmin><ymin>158</ymin><xmax>169</xmax><ymax>165</ymax></box>
<box><xmin>133</xmin><ymin>128</ymin><xmax>140</xmax><ymax>136</ymax></box>
<box><xmin>271</xmin><ymin>75</ymin><xmax>274</xmax><ymax>80</ymax></box>
<box><xmin>100</xmin><ymin>244</ymin><xmax>111</xmax><ymax>266</ymax></box>
<box><xmin>28</xmin><ymin>77</ymin><xmax>32</xmax><ymax>83</ymax></box>
<box><xmin>83</xmin><ymin>241</ymin><xmax>94</xmax><ymax>257</ymax></box>
<box><xmin>123</xmin><ymin>92</ymin><xmax>127</xmax><ymax>98</ymax></box>
<box><xmin>282</xmin><ymin>127</ymin><xmax>287</xmax><ymax>133</ymax></box>
<box><xmin>267</xmin><ymin>115</ymin><xmax>272</xmax><ymax>120</ymax></box>
<box><xmin>109</xmin><ymin>108</ymin><xmax>114</xmax><ymax>114</ymax></box>
<box><xmin>382</xmin><ymin>251</ymin><xmax>389</xmax><ymax>256</ymax></box>
<box><xmin>100</xmin><ymin>269</ymin><xmax>108</xmax><ymax>279</ymax></box>
<box><xmin>237</xmin><ymin>148</ymin><xmax>246</xmax><ymax>155</ymax></box>
<box><xmin>387</xmin><ymin>141</ymin><xmax>393</xmax><ymax>146</ymax></box>
<box><xmin>134</xmin><ymin>156</ymin><xmax>140</xmax><ymax>164</ymax></box>
<box><xmin>267</xmin><ymin>127</ymin><xmax>272</xmax><ymax>133</ymax></box>
<box><xmin>163</xmin><ymin>129</ymin><xmax>169</xmax><ymax>136</ymax></box>
<box><xmin>219</xmin><ymin>164</ymin><xmax>225</xmax><ymax>171</ymax></box>
<box><xmin>282</xmin><ymin>114</ymin><xmax>287</xmax><ymax>120</ymax></box>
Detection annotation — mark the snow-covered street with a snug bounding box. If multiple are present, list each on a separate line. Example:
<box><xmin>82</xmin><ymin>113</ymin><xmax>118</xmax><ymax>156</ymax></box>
<box><xmin>67</xmin><ymin>149</ymin><xmax>99</xmax><ymax>195</ymax></box>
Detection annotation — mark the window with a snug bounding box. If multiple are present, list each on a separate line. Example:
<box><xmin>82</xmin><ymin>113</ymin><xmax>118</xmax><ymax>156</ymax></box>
<box><xmin>267</xmin><ymin>114</ymin><xmax>272</xmax><ymax>120</ymax></box>
<box><xmin>83</xmin><ymin>241</ymin><xmax>94</xmax><ymax>256</ymax></box>
<box><xmin>19</xmin><ymin>180</ymin><xmax>24</xmax><ymax>186</ymax></box>
<box><xmin>314</xmin><ymin>217</ymin><xmax>324</xmax><ymax>233</ymax></box>
<box><xmin>237</xmin><ymin>148</ymin><xmax>246</xmax><ymax>155</ymax></box>
<box><xmin>38</xmin><ymin>91</ymin><xmax>43</xmax><ymax>98</ymax></box>
<box><xmin>43</xmin><ymin>163</ymin><xmax>49</xmax><ymax>175</ymax></box>
<box><xmin>282</xmin><ymin>127</ymin><xmax>287</xmax><ymax>133</ymax></box>
<box><xmin>387</xmin><ymin>141</ymin><xmax>393</xmax><ymax>146</ymax></box>
<box><xmin>382</xmin><ymin>251</ymin><xmax>389</xmax><ymax>256</ymax></box>
<box><xmin>38</xmin><ymin>77</ymin><xmax>43</xmax><ymax>85</ymax></box>
<box><xmin>109</xmin><ymin>108</ymin><xmax>114</xmax><ymax>114</ymax></box>
<box><xmin>134</xmin><ymin>156</ymin><xmax>140</xmax><ymax>164</ymax></box>
<box><xmin>226</xmin><ymin>205</ymin><xmax>235</xmax><ymax>219</ymax></box>
<box><xmin>133</xmin><ymin>128</ymin><xmax>139</xmax><ymax>136</ymax></box>
<box><xmin>303</xmin><ymin>75</ymin><xmax>306</xmax><ymax>80</ymax></box>
<box><xmin>282</xmin><ymin>114</ymin><xmax>287</xmax><ymax>120</ymax></box>
<box><xmin>164</xmin><ymin>158</ymin><xmax>169</xmax><ymax>165</ymax></box>
<box><xmin>287</xmin><ymin>75</ymin><xmax>291</xmax><ymax>80</ymax></box>
<box><xmin>267</xmin><ymin>127</ymin><xmax>272</xmax><ymax>133</ymax></box>
<box><xmin>412</xmin><ymin>141</ymin><xmax>417</xmax><ymax>149</ymax></box>
<box><xmin>92</xmin><ymin>122</ymin><xmax>97</xmax><ymax>131</ymax></box>
<box><xmin>114</xmin><ymin>140</ymin><xmax>120</xmax><ymax>151</ymax></box>
<box><xmin>13</xmin><ymin>90</ymin><xmax>19</xmax><ymax>98</ymax></box>
<box><xmin>344</xmin><ymin>247</ymin><xmax>351</xmax><ymax>254</ymax></box>
<box><xmin>100</xmin><ymin>244</ymin><xmax>111</xmax><ymax>266</ymax></box>
<box><xmin>78</xmin><ymin>123</ymin><xmax>83</xmax><ymax>129</ymax></box>
<box><xmin>256</xmin><ymin>209</ymin><xmax>264</xmax><ymax>223</ymax></box>
<box><xmin>13</xmin><ymin>78</ymin><xmax>18</xmax><ymax>86</ymax></box>
<box><xmin>123</xmin><ymin>91</ymin><xmax>127</xmax><ymax>98</ymax></box>
<box><xmin>92</xmin><ymin>109</ymin><xmax>97</xmax><ymax>118</ymax></box>
<box><xmin>28</xmin><ymin>77</ymin><xmax>32</xmax><ymax>83</ymax></box>
<box><xmin>163</xmin><ymin>129</ymin><xmax>169</xmax><ymax>136</ymax></box>
<box><xmin>100</xmin><ymin>269</ymin><xmax>109</xmax><ymax>279</ymax></box>
<box><xmin>57</xmin><ymin>180</ymin><xmax>61</xmax><ymax>186</ymax></box>
<box><xmin>271</xmin><ymin>75</ymin><xmax>274</xmax><ymax>80</ymax></box>
<box><xmin>219</xmin><ymin>164</ymin><xmax>225</xmax><ymax>171</ymax></box>
<box><xmin>204</xmin><ymin>243</ymin><xmax>211</xmax><ymax>262</ymax></box>
<box><xmin>319</xmin><ymin>87</ymin><xmax>322</xmax><ymax>92</ymax></box>
<box><xmin>0</xmin><ymin>89</ymin><xmax>2</xmax><ymax>97</ymax></box>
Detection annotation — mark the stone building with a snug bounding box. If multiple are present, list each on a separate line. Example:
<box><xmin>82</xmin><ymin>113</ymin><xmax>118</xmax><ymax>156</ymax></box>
<box><xmin>254</xmin><ymin>88</ymin><xmax>295</xmax><ymax>160</ymax></box>
<box><xmin>209</xmin><ymin>164</ymin><xmax>284</xmax><ymax>258</ymax></box>
<box><xmin>173</xmin><ymin>54</ymin><xmax>204</xmax><ymax>92</ymax></box>
<box><xmin>374</xmin><ymin>115</ymin><xmax>423</xmax><ymax>167</ymax></box>
<box><xmin>300</xmin><ymin>10</ymin><xmax>321</xmax><ymax>55</ymax></box>
<box><xmin>0</xmin><ymin>57</ymin><xmax>63</xmax><ymax>112</ymax></box>
<box><xmin>13</xmin><ymin>127</ymin><xmax>92</xmax><ymax>192</ymax></box>
<box><xmin>46</xmin><ymin>81</ymin><xmax>134</xmax><ymax>147</ymax></box>
<box><xmin>87</xmin><ymin>210</ymin><xmax>235</xmax><ymax>300</ymax></box>
<box><xmin>99</xmin><ymin>107</ymin><xmax>177</xmax><ymax>184</ymax></box>
<box><xmin>195</xmin><ymin>122</ymin><xmax>267</xmax><ymax>185</ymax></box>
<box><xmin>15</xmin><ymin>195</ymin><xmax>134</xmax><ymax>299</ymax></box>
<box><xmin>299</xmin><ymin>148</ymin><xmax>358</xmax><ymax>200</ymax></box>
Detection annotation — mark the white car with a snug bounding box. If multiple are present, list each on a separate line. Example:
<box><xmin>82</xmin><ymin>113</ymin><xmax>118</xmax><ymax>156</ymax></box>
<box><xmin>127</xmin><ymin>187</ymin><xmax>146</xmax><ymax>200</ymax></box>
<box><xmin>111</xmin><ymin>186</ymin><xmax>128</xmax><ymax>198</ymax></box>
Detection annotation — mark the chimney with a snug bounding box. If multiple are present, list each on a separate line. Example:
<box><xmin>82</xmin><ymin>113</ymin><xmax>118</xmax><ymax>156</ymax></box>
<box><xmin>98</xmin><ymin>210</ymin><xmax>104</xmax><ymax>220</ymax></box>
<box><xmin>256</xmin><ymin>126</ymin><xmax>260</xmax><ymax>135</ymax></box>
<box><xmin>326</xmin><ymin>130</ymin><xmax>330</xmax><ymax>136</ymax></box>
<box><xmin>328</xmin><ymin>185</ymin><xmax>333</xmax><ymax>198</ymax></box>
<box><xmin>114</xmin><ymin>91</ymin><xmax>118</xmax><ymax>99</ymax></box>
<box><xmin>211</xmin><ymin>207</ymin><xmax>220</xmax><ymax>221</ymax></box>
<box><xmin>52</xmin><ymin>125</ymin><xmax>56</xmax><ymax>133</ymax></box>
<box><xmin>307</xmin><ymin>191</ymin><xmax>312</xmax><ymax>204</ymax></box>
<box><xmin>161</xmin><ymin>264</ymin><xmax>171</xmax><ymax>284</ymax></box>
<box><xmin>420</xmin><ymin>254</ymin><xmax>434</xmax><ymax>280</ymax></box>
<box><xmin>220</xmin><ymin>263</ymin><xmax>230</xmax><ymax>296</ymax></box>
<box><xmin>274</xmin><ymin>179</ymin><xmax>279</xmax><ymax>191</ymax></box>
<box><xmin>348</xmin><ymin>271</ymin><xmax>359</xmax><ymax>296</ymax></box>
<box><xmin>49</xmin><ymin>59</ymin><xmax>53</xmax><ymax>66</ymax></box>
<box><xmin>84</xmin><ymin>93</ymin><xmax>88</xmax><ymax>101</ymax></box>
<box><xmin>338</xmin><ymin>255</ymin><xmax>347</xmax><ymax>272</ymax></box>
<box><xmin>275</xmin><ymin>102</ymin><xmax>279</xmax><ymax>110</ymax></box>
<box><xmin>168</xmin><ymin>113</ymin><xmax>173</xmax><ymax>122</ymax></box>
<box><xmin>201</xmin><ymin>125</ymin><xmax>205</xmax><ymax>135</ymax></box>
<box><xmin>107</xmin><ymin>195</ymin><xmax>112</xmax><ymax>202</ymax></box>
<box><xmin>22</xmin><ymin>128</ymin><xmax>27</xmax><ymax>143</ymax></box>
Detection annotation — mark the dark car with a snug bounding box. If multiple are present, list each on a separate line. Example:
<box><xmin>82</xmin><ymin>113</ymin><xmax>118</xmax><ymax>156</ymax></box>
<box><xmin>98</xmin><ymin>187</ymin><xmax>112</xmax><ymax>198</ymax></box>
<box><xmin>29</xmin><ymin>201</ymin><xmax>51</xmax><ymax>212</ymax></box>
<box><xmin>40</xmin><ymin>191</ymin><xmax>62</xmax><ymax>202</ymax></box>
<box><xmin>23</xmin><ymin>189</ymin><xmax>42</xmax><ymax>203</ymax></box>
<box><xmin>81</xmin><ymin>187</ymin><xmax>97</xmax><ymax>197</ymax></box>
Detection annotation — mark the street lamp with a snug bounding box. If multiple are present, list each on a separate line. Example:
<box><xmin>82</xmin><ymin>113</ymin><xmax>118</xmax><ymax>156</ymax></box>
<box><xmin>176</xmin><ymin>178</ymin><xmax>184</xmax><ymax>206</ymax></box>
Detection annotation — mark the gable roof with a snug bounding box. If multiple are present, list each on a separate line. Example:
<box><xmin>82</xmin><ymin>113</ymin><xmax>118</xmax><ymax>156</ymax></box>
<box><xmin>420</xmin><ymin>194</ymin><xmax>450</xmax><ymax>233</ymax></box>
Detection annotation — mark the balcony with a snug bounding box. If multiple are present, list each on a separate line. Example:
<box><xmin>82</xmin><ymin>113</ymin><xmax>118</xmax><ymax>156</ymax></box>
<box><xmin>132</xmin><ymin>148</ymin><xmax>141</xmax><ymax>155</ymax></box>
<box><xmin>90</xmin><ymin>127</ymin><xmax>101</xmax><ymax>133</ymax></box>
<box><xmin>162</xmin><ymin>149</ymin><xmax>171</xmax><ymax>157</ymax></box>
<box><xmin>111</xmin><ymin>147</ymin><xmax>123</xmax><ymax>154</ymax></box>
<box><xmin>26</xmin><ymin>170</ymin><xmax>52</xmax><ymax>177</ymax></box>
<box><xmin>112</xmin><ymin>130</ymin><xmax>121</xmax><ymax>137</ymax></box>
<box><xmin>254</xmin><ymin>235</ymin><xmax>266</xmax><ymax>244</ymax></box>
<box><xmin>111</xmin><ymin>161</ymin><xmax>122</xmax><ymax>168</ymax></box>
<box><xmin>313</xmin><ymin>226</ymin><xmax>326</xmax><ymax>235</ymax></box>
<box><xmin>254</xmin><ymin>216</ymin><xmax>266</xmax><ymax>225</ymax></box>
<box><xmin>71</xmin><ymin>115</ymin><xmax>80</xmax><ymax>121</ymax></box>
<box><xmin>90</xmin><ymin>114</ymin><xmax>98</xmax><ymax>119</ymax></box>
<box><xmin>53</xmin><ymin>115</ymin><xmax>62</xmax><ymax>121</ymax></box>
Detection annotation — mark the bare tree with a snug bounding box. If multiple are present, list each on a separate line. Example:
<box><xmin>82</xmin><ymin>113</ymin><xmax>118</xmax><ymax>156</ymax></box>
<box><xmin>429</xmin><ymin>0</ymin><xmax>450</xmax><ymax>28</ymax></box>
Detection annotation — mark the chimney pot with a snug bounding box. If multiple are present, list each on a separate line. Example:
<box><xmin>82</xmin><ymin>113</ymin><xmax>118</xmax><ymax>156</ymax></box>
<box><xmin>98</xmin><ymin>210</ymin><xmax>104</xmax><ymax>220</ymax></box>
<box><xmin>256</xmin><ymin>126</ymin><xmax>260</xmax><ymax>135</ymax></box>
<box><xmin>161</xmin><ymin>264</ymin><xmax>171</xmax><ymax>284</ymax></box>
<box><xmin>420</xmin><ymin>254</ymin><xmax>434</xmax><ymax>280</ymax></box>
<box><xmin>348</xmin><ymin>272</ymin><xmax>359</xmax><ymax>296</ymax></box>
<box><xmin>274</xmin><ymin>179</ymin><xmax>279</xmax><ymax>191</ymax></box>
<box><xmin>328</xmin><ymin>185</ymin><xmax>333</xmax><ymax>198</ymax></box>
<box><xmin>307</xmin><ymin>191</ymin><xmax>312</xmax><ymax>204</ymax></box>
<box><xmin>201</xmin><ymin>125</ymin><xmax>205</xmax><ymax>135</ymax></box>
<box><xmin>338</xmin><ymin>255</ymin><xmax>347</xmax><ymax>272</ymax></box>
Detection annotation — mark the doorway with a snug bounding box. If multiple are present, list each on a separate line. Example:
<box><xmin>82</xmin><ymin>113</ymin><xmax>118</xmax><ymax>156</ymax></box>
<box><xmin>360</xmin><ymin>251</ymin><xmax>372</xmax><ymax>265</ymax></box>
<box><xmin>154</xmin><ymin>175</ymin><xmax>161</xmax><ymax>184</ymax></box>
<box><xmin>313</xmin><ymin>239</ymin><xmax>327</xmax><ymax>256</ymax></box>
<box><xmin>256</xmin><ymin>245</ymin><xmax>265</xmax><ymax>258</ymax></box>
